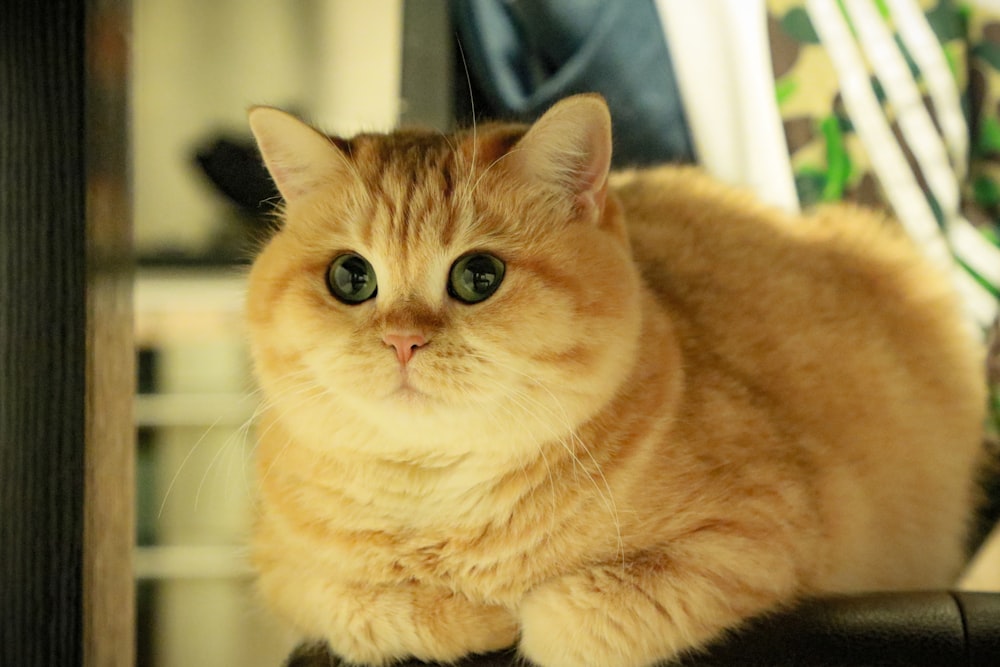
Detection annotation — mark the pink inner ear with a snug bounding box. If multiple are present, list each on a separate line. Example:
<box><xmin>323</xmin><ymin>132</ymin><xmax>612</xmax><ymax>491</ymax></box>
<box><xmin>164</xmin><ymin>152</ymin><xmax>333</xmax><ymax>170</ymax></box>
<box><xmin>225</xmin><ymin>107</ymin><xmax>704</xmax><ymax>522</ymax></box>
<box><xmin>513</xmin><ymin>95</ymin><xmax>613</xmax><ymax>220</ymax></box>
<box><xmin>577</xmin><ymin>130</ymin><xmax>611</xmax><ymax>215</ymax></box>
<box><xmin>582</xmin><ymin>178</ymin><xmax>609</xmax><ymax>215</ymax></box>
<box><xmin>268</xmin><ymin>163</ymin><xmax>313</xmax><ymax>201</ymax></box>
<box><xmin>249</xmin><ymin>107</ymin><xmax>352</xmax><ymax>204</ymax></box>
<box><xmin>552</xmin><ymin>148</ymin><xmax>610</xmax><ymax>220</ymax></box>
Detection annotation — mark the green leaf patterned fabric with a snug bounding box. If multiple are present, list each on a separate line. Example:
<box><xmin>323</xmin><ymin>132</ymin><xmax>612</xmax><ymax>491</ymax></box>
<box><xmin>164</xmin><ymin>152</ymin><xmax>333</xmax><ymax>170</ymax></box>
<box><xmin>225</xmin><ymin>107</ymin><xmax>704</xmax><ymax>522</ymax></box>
<box><xmin>767</xmin><ymin>0</ymin><xmax>999</xmax><ymax>459</ymax></box>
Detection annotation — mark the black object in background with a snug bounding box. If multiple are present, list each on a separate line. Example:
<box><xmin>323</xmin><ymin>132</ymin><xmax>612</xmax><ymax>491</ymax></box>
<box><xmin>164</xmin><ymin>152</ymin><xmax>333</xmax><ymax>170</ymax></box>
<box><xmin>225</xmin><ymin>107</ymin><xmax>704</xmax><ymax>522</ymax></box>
<box><xmin>195</xmin><ymin>136</ymin><xmax>280</xmax><ymax>216</ymax></box>
<box><xmin>450</xmin><ymin>0</ymin><xmax>695</xmax><ymax>167</ymax></box>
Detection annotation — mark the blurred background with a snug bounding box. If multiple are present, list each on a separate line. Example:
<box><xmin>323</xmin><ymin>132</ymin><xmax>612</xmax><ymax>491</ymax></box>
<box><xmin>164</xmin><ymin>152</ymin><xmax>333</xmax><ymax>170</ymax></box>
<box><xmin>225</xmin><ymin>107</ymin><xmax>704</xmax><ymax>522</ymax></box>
<box><xmin>132</xmin><ymin>1</ymin><xmax>999</xmax><ymax>665</ymax></box>
<box><xmin>131</xmin><ymin>1</ymin><xmax>449</xmax><ymax>664</ymax></box>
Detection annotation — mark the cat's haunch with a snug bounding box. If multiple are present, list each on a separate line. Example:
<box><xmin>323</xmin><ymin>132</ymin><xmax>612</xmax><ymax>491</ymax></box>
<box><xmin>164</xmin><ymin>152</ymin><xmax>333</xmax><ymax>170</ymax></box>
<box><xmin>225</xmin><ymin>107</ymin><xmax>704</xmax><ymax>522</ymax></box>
<box><xmin>246</xmin><ymin>94</ymin><xmax>986</xmax><ymax>667</ymax></box>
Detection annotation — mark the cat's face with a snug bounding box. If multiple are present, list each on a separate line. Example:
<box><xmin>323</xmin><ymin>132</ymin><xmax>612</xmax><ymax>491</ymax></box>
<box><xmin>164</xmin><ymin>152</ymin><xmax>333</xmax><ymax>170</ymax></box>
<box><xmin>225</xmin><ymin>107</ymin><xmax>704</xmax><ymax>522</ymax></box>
<box><xmin>247</xmin><ymin>95</ymin><xmax>642</xmax><ymax>459</ymax></box>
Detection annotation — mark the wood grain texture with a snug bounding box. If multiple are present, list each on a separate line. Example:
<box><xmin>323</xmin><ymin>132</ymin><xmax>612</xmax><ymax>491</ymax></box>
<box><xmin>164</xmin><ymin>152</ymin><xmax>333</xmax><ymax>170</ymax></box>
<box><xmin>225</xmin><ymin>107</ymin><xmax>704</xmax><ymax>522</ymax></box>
<box><xmin>0</xmin><ymin>2</ymin><xmax>87</xmax><ymax>666</ymax></box>
<box><xmin>84</xmin><ymin>1</ymin><xmax>134</xmax><ymax>666</ymax></box>
<box><xmin>1</xmin><ymin>1</ymin><xmax>134</xmax><ymax>665</ymax></box>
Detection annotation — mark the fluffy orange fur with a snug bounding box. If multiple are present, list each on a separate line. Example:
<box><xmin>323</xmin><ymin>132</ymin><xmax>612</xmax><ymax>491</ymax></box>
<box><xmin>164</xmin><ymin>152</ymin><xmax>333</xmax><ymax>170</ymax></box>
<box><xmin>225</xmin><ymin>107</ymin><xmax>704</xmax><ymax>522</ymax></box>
<box><xmin>245</xmin><ymin>95</ymin><xmax>986</xmax><ymax>667</ymax></box>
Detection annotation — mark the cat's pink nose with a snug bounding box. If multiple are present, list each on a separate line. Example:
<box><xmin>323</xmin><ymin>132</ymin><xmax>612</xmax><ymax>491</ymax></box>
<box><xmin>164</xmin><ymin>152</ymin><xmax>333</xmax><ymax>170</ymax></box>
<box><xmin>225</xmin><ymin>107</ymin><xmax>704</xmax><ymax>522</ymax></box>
<box><xmin>383</xmin><ymin>332</ymin><xmax>427</xmax><ymax>365</ymax></box>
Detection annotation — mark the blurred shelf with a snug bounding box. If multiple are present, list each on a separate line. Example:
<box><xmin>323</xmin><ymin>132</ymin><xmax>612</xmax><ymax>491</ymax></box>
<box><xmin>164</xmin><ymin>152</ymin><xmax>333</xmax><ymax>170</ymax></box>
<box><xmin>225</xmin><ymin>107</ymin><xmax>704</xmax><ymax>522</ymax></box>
<box><xmin>136</xmin><ymin>393</ymin><xmax>254</xmax><ymax>427</ymax></box>
<box><xmin>135</xmin><ymin>545</ymin><xmax>253</xmax><ymax>580</ymax></box>
<box><xmin>135</xmin><ymin>268</ymin><xmax>248</xmax><ymax>345</ymax></box>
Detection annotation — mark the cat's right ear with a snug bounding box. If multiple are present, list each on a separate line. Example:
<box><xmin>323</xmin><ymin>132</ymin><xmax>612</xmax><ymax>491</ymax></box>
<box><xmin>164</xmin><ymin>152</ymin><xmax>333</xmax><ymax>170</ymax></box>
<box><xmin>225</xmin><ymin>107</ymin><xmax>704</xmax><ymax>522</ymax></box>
<box><xmin>248</xmin><ymin>107</ymin><xmax>350</xmax><ymax>203</ymax></box>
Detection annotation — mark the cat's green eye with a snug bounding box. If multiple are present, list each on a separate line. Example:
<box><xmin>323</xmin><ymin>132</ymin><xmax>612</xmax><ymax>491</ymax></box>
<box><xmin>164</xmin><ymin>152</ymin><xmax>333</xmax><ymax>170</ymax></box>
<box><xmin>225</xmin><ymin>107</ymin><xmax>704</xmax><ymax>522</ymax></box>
<box><xmin>448</xmin><ymin>253</ymin><xmax>505</xmax><ymax>304</ymax></box>
<box><xmin>327</xmin><ymin>253</ymin><xmax>377</xmax><ymax>304</ymax></box>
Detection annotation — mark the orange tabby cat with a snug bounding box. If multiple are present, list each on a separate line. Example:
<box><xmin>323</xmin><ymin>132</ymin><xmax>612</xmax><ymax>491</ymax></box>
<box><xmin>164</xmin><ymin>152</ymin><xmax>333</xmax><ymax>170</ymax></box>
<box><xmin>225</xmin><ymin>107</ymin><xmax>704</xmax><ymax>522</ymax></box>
<box><xmin>245</xmin><ymin>94</ymin><xmax>986</xmax><ymax>667</ymax></box>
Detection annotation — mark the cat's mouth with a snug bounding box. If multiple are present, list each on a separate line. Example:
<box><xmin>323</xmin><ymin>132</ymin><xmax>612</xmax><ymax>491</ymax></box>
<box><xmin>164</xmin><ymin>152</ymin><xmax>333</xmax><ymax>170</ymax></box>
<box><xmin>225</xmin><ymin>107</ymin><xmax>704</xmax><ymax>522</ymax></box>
<box><xmin>379</xmin><ymin>363</ymin><xmax>470</xmax><ymax>408</ymax></box>
<box><xmin>385</xmin><ymin>384</ymin><xmax>439</xmax><ymax>411</ymax></box>
<box><xmin>392</xmin><ymin>379</ymin><xmax>423</xmax><ymax>395</ymax></box>
<box><xmin>386</xmin><ymin>371</ymin><xmax>434</xmax><ymax>404</ymax></box>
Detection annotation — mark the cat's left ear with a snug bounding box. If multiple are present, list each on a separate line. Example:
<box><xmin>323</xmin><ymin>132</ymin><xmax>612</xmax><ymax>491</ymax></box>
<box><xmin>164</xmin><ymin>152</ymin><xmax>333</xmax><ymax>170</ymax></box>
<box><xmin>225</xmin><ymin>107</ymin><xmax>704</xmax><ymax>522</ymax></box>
<box><xmin>510</xmin><ymin>94</ymin><xmax>612</xmax><ymax>219</ymax></box>
<box><xmin>248</xmin><ymin>106</ymin><xmax>351</xmax><ymax>203</ymax></box>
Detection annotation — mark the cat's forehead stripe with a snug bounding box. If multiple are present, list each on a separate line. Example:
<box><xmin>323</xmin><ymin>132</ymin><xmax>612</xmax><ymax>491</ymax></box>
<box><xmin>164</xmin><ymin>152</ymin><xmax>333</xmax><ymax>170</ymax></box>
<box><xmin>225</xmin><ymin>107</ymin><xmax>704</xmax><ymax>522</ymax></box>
<box><xmin>349</xmin><ymin>131</ymin><xmax>454</xmax><ymax>178</ymax></box>
<box><xmin>338</xmin><ymin>124</ymin><xmax>532</xmax><ymax>256</ymax></box>
<box><xmin>392</xmin><ymin>176</ymin><xmax>417</xmax><ymax>248</ymax></box>
<box><xmin>345</xmin><ymin>132</ymin><xmax>469</xmax><ymax>252</ymax></box>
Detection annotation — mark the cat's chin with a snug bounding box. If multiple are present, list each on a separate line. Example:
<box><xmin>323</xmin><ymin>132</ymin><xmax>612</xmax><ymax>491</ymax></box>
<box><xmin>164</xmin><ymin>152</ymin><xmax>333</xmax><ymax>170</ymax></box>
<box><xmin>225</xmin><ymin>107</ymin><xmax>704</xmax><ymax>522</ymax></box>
<box><xmin>385</xmin><ymin>385</ymin><xmax>435</xmax><ymax>406</ymax></box>
<box><xmin>375</xmin><ymin>377</ymin><xmax>459</xmax><ymax>415</ymax></box>
<box><xmin>376</xmin><ymin>368</ymin><xmax>464</xmax><ymax>410</ymax></box>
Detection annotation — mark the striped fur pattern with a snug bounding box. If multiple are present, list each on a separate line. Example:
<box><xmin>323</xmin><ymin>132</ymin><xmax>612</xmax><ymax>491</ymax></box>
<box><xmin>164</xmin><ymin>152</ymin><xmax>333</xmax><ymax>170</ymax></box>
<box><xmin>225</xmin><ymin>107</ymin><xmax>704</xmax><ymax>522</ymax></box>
<box><xmin>246</xmin><ymin>95</ymin><xmax>986</xmax><ymax>667</ymax></box>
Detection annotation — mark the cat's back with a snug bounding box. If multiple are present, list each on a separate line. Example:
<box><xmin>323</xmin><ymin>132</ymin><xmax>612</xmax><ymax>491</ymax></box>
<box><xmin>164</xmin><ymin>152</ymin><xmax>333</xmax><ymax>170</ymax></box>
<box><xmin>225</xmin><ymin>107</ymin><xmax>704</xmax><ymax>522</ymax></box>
<box><xmin>611</xmin><ymin>164</ymin><xmax>972</xmax><ymax>366</ymax></box>
<box><xmin>611</xmin><ymin>164</ymin><xmax>983</xmax><ymax>416</ymax></box>
<box><xmin>611</xmin><ymin>164</ymin><xmax>985</xmax><ymax>588</ymax></box>
<box><xmin>614</xmin><ymin>165</ymin><xmax>931</xmax><ymax>308</ymax></box>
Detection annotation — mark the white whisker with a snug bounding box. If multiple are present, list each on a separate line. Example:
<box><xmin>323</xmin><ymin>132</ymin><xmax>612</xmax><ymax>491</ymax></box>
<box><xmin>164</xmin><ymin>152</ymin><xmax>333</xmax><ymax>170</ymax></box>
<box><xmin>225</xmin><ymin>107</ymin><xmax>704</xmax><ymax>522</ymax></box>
<box><xmin>455</xmin><ymin>37</ymin><xmax>481</xmax><ymax>212</ymax></box>
<box><xmin>468</xmin><ymin>148</ymin><xmax>524</xmax><ymax>201</ymax></box>
<box><xmin>156</xmin><ymin>412</ymin><xmax>229</xmax><ymax>520</ymax></box>
<box><xmin>256</xmin><ymin>384</ymin><xmax>334</xmax><ymax>486</ymax></box>
<box><xmin>469</xmin><ymin>391</ymin><xmax>560</xmax><ymax>530</ymax></box>
<box><xmin>467</xmin><ymin>350</ymin><xmax>626</xmax><ymax>570</ymax></box>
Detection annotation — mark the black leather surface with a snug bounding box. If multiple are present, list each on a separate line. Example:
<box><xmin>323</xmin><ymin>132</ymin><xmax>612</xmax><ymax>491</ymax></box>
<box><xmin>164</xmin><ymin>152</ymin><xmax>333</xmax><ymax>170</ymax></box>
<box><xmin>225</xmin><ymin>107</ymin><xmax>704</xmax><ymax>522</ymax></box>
<box><xmin>283</xmin><ymin>592</ymin><xmax>1000</xmax><ymax>667</ymax></box>
<box><xmin>681</xmin><ymin>592</ymin><xmax>970</xmax><ymax>666</ymax></box>
<box><xmin>954</xmin><ymin>591</ymin><xmax>1000</xmax><ymax>666</ymax></box>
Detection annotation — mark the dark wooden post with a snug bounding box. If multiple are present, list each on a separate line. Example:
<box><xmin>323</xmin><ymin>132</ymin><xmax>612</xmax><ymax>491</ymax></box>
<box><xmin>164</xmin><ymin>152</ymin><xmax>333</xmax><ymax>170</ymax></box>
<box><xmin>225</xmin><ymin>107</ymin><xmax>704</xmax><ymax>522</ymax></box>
<box><xmin>0</xmin><ymin>1</ymin><xmax>134</xmax><ymax>665</ymax></box>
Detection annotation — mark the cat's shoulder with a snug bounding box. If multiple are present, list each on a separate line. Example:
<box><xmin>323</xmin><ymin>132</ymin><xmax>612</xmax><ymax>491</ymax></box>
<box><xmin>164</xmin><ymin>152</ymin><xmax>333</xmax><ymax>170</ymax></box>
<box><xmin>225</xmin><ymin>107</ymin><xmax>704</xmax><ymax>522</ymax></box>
<box><xmin>609</xmin><ymin>165</ymin><xmax>786</xmax><ymax>235</ymax></box>
<box><xmin>612</xmin><ymin>164</ymin><xmax>948</xmax><ymax>312</ymax></box>
<box><xmin>610</xmin><ymin>164</ymin><xmax>736</xmax><ymax>205</ymax></box>
<box><xmin>610</xmin><ymin>164</ymin><xmax>914</xmax><ymax>258</ymax></box>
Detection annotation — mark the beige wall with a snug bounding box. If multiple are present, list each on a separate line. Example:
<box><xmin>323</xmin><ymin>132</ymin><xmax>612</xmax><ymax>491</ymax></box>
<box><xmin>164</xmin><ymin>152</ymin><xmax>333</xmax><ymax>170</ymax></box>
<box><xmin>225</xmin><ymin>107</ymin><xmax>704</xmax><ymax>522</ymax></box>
<box><xmin>133</xmin><ymin>0</ymin><xmax>402</xmax><ymax>254</ymax></box>
<box><xmin>132</xmin><ymin>3</ymin><xmax>403</xmax><ymax>665</ymax></box>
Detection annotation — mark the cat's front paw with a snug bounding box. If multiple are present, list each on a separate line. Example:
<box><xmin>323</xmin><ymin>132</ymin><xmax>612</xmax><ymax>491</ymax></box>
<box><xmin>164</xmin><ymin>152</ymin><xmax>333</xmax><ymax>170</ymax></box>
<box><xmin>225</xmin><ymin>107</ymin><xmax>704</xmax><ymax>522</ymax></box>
<box><xmin>518</xmin><ymin>569</ymin><xmax>690</xmax><ymax>667</ymax></box>
<box><xmin>282</xmin><ymin>641</ymin><xmax>522</xmax><ymax>667</ymax></box>
<box><xmin>317</xmin><ymin>586</ymin><xmax>518</xmax><ymax>666</ymax></box>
